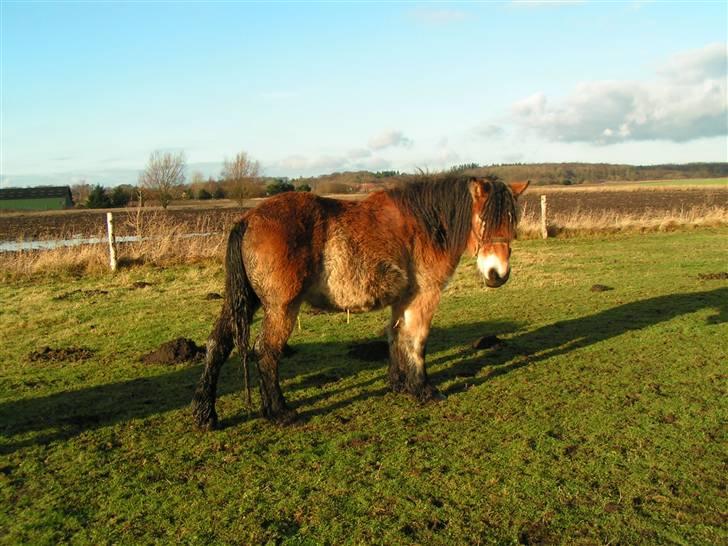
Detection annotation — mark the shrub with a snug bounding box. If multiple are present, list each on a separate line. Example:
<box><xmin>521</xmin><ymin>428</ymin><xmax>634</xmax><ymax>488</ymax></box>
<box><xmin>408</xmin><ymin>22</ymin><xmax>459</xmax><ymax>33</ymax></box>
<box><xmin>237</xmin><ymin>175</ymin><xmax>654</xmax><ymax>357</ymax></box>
<box><xmin>86</xmin><ymin>185</ymin><xmax>112</xmax><ymax>208</ymax></box>
<box><xmin>267</xmin><ymin>180</ymin><xmax>295</xmax><ymax>195</ymax></box>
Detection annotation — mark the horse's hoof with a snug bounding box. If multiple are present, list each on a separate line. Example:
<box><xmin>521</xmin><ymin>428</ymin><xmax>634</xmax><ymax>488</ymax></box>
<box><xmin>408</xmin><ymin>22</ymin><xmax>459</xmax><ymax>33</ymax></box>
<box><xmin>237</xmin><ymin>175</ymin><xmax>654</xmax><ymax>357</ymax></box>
<box><xmin>273</xmin><ymin>408</ymin><xmax>299</xmax><ymax>426</ymax></box>
<box><xmin>264</xmin><ymin>408</ymin><xmax>298</xmax><ymax>426</ymax></box>
<box><xmin>417</xmin><ymin>385</ymin><xmax>446</xmax><ymax>404</ymax></box>
<box><xmin>192</xmin><ymin>406</ymin><xmax>219</xmax><ymax>431</ymax></box>
<box><xmin>389</xmin><ymin>380</ymin><xmax>406</xmax><ymax>393</ymax></box>
<box><xmin>195</xmin><ymin>415</ymin><xmax>219</xmax><ymax>431</ymax></box>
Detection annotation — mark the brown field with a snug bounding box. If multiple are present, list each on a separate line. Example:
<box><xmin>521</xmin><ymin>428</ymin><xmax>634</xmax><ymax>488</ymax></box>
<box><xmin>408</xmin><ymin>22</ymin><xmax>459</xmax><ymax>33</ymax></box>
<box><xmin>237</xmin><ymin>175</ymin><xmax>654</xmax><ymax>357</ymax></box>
<box><xmin>1</xmin><ymin>187</ymin><xmax>726</xmax><ymax>242</ymax></box>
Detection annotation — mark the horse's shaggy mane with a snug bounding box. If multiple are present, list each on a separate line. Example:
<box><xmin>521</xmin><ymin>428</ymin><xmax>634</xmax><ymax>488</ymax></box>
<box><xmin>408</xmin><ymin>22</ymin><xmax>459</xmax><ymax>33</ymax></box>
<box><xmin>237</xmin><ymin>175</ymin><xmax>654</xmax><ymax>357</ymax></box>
<box><xmin>387</xmin><ymin>173</ymin><xmax>517</xmax><ymax>251</ymax></box>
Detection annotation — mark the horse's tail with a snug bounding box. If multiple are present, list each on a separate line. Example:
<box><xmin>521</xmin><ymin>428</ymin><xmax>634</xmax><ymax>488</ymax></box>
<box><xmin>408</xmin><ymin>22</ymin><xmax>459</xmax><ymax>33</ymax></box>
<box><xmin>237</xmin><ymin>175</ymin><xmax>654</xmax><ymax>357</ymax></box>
<box><xmin>225</xmin><ymin>219</ymin><xmax>258</xmax><ymax>406</ymax></box>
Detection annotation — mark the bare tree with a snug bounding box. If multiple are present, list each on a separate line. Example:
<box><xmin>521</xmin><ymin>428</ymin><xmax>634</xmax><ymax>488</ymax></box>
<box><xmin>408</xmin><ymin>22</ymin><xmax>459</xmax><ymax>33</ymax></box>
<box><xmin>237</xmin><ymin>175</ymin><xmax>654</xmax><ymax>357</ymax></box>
<box><xmin>221</xmin><ymin>151</ymin><xmax>262</xmax><ymax>205</ymax></box>
<box><xmin>138</xmin><ymin>151</ymin><xmax>186</xmax><ymax>209</ymax></box>
<box><xmin>70</xmin><ymin>180</ymin><xmax>91</xmax><ymax>206</ymax></box>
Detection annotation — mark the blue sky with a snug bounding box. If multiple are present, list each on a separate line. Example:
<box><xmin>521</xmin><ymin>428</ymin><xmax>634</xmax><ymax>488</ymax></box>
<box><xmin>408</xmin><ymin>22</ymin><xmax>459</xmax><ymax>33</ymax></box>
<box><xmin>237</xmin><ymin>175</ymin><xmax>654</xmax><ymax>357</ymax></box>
<box><xmin>1</xmin><ymin>1</ymin><xmax>727</xmax><ymax>187</ymax></box>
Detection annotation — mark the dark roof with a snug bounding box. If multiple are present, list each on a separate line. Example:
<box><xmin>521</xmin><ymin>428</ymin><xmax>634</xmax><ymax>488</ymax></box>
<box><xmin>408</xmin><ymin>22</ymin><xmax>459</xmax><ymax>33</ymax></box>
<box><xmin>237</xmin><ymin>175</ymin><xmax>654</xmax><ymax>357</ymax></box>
<box><xmin>0</xmin><ymin>186</ymin><xmax>72</xmax><ymax>200</ymax></box>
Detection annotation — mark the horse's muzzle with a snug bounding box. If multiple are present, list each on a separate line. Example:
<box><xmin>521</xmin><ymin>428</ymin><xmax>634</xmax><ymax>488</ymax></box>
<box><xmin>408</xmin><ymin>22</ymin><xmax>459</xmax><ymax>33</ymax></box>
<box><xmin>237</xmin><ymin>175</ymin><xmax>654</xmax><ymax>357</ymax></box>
<box><xmin>485</xmin><ymin>268</ymin><xmax>510</xmax><ymax>288</ymax></box>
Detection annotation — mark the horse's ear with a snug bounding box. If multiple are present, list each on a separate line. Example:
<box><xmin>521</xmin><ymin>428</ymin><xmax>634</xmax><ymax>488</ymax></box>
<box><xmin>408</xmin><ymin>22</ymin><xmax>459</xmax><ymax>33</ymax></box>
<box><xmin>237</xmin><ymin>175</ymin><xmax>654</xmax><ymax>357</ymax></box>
<box><xmin>509</xmin><ymin>180</ymin><xmax>530</xmax><ymax>199</ymax></box>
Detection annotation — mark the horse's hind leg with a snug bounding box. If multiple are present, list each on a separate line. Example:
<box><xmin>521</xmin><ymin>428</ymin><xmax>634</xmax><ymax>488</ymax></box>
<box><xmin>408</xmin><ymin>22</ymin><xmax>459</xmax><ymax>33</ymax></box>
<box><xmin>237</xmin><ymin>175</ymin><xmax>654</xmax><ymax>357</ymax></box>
<box><xmin>256</xmin><ymin>304</ymin><xmax>299</xmax><ymax>424</ymax></box>
<box><xmin>192</xmin><ymin>306</ymin><xmax>235</xmax><ymax>430</ymax></box>
<box><xmin>388</xmin><ymin>291</ymin><xmax>442</xmax><ymax>402</ymax></box>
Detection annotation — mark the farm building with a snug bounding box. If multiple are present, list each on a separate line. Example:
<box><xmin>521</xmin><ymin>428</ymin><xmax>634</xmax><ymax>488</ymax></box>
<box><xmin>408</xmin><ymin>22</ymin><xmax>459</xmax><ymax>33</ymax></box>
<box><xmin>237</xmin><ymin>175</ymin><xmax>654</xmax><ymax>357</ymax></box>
<box><xmin>0</xmin><ymin>186</ymin><xmax>73</xmax><ymax>211</ymax></box>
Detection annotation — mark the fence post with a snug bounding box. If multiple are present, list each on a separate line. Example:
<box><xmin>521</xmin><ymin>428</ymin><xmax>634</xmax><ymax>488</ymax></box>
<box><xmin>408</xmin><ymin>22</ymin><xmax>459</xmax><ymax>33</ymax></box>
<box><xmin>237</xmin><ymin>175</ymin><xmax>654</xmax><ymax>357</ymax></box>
<box><xmin>540</xmin><ymin>195</ymin><xmax>548</xmax><ymax>239</ymax></box>
<box><xmin>106</xmin><ymin>212</ymin><xmax>118</xmax><ymax>271</ymax></box>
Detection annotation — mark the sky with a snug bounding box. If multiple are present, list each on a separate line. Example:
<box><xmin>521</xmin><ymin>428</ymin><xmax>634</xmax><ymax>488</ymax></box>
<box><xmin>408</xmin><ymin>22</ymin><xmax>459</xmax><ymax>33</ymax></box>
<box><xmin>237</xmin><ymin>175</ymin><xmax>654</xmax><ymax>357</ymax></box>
<box><xmin>1</xmin><ymin>0</ymin><xmax>727</xmax><ymax>187</ymax></box>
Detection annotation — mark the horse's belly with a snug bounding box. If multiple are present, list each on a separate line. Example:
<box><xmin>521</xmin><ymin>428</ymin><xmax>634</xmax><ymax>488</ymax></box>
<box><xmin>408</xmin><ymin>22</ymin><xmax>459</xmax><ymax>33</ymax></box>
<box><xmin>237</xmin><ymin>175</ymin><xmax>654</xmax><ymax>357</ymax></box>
<box><xmin>309</xmin><ymin>239</ymin><xmax>409</xmax><ymax>311</ymax></box>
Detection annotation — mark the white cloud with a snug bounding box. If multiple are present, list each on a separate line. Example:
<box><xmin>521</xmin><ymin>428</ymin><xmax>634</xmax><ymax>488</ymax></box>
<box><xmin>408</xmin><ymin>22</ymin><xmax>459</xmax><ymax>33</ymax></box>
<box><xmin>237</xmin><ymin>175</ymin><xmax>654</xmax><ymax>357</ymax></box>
<box><xmin>658</xmin><ymin>42</ymin><xmax>727</xmax><ymax>83</ymax></box>
<box><xmin>368</xmin><ymin>130</ymin><xmax>413</xmax><ymax>150</ymax></box>
<box><xmin>268</xmin><ymin>152</ymin><xmax>394</xmax><ymax>177</ymax></box>
<box><xmin>274</xmin><ymin>155</ymin><xmax>349</xmax><ymax>174</ymax></box>
<box><xmin>512</xmin><ymin>43</ymin><xmax>728</xmax><ymax>144</ymax></box>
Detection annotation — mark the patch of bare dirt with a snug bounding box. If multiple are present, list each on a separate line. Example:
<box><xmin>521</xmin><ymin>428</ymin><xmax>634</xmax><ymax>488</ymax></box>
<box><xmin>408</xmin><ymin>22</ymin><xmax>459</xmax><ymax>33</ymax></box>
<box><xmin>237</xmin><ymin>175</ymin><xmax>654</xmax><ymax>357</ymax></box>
<box><xmin>347</xmin><ymin>340</ymin><xmax>389</xmax><ymax>361</ymax></box>
<box><xmin>141</xmin><ymin>338</ymin><xmax>205</xmax><ymax>364</ymax></box>
<box><xmin>590</xmin><ymin>284</ymin><xmax>614</xmax><ymax>292</ymax></box>
<box><xmin>130</xmin><ymin>281</ymin><xmax>153</xmax><ymax>289</ymax></box>
<box><xmin>698</xmin><ymin>272</ymin><xmax>728</xmax><ymax>280</ymax></box>
<box><xmin>204</xmin><ymin>292</ymin><xmax>223</xmax><ymax>300</ymax></box>
<box><xmin>29</xmin><ymin>346</ymin><xmax>94</xmax><ymax>363</ymax></box>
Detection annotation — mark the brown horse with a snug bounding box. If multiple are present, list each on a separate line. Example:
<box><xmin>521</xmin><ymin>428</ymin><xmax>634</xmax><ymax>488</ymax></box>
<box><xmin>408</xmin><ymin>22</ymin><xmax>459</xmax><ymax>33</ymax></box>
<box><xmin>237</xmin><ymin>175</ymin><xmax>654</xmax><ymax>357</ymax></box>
<box><xmin>192</xmin><ymin>174</ymin><xmax>528</xmax><ymax>429</ymax></box>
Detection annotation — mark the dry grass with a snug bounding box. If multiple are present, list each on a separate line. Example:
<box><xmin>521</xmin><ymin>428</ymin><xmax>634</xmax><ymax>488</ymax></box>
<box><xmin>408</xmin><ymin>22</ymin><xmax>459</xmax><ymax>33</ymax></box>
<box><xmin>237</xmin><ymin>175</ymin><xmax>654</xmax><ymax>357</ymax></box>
<box><xmin>2</xmin><ymin>204</ymin><xmax>726</xmax><ymax>280</ymax></box>
<box><xmin>0</xmin><ymin>211</ymin><xmax>226</xmax><ymax>280</ymax></box>
<box><xmin>518</xmin><ymin>203</ymin><xmax>728</xmax><ymax>239</ymax></box>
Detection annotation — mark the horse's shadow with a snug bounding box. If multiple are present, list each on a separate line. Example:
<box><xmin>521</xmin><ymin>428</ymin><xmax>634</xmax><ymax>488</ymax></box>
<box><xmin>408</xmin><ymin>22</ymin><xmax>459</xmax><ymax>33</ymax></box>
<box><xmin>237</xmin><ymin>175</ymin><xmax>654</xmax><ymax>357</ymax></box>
<box><xmin>1</xmin><ymin>287</ymin><xmax>725</xmax><ymax>454</ymax></box>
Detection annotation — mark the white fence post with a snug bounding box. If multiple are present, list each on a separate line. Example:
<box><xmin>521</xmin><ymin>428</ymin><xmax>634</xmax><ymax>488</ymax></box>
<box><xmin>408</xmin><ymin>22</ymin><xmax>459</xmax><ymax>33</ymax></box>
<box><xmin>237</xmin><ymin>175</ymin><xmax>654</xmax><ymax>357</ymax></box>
<box><xmin>540</xmin><ymin>195</ymin><xmax>548</xmax><ymax>239</ymax></box>
<box><xmin>106</xmin><ymin>212</ymin><xmax>118</xmax><ymax>271</ymax></box>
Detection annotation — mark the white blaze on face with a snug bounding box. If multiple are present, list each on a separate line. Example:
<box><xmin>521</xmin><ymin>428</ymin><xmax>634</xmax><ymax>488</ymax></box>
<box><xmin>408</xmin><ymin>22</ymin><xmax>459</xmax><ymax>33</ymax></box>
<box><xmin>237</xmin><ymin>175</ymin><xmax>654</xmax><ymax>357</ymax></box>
<box><xmin>477</xmin><ymin>251</ymin><xmax>509</xmax><ymax>280</ymax></box>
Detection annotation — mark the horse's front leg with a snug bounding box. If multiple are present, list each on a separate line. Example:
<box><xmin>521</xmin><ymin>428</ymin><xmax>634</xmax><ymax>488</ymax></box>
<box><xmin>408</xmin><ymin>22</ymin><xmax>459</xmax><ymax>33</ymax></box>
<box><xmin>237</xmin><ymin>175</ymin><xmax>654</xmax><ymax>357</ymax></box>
<box><xmin>388</xmin><ymin>290</ymin><xmax>442</xmax><ymax>402</ymax></box>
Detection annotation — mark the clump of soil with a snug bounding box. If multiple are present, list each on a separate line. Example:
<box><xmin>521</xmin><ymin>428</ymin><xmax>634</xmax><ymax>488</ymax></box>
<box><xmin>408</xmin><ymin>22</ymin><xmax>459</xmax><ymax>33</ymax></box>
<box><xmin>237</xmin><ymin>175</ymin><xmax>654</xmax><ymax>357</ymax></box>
<box><xmin>697</xmin><ymin>272</ymin><xmax>728</xmax><ymax>281</ymax></box>
<box><xmin>347</xmin><ymin>340</ymin><xmax>389</xmax><ymax>361</ymax></box>
<box><xmin>141</xmin><ymin>338</ymin><xmax>205</xmax><ymax>364</ymax></box>
<box><xmin>590</xmin><ymin>284</ymin><xmax>614</xmax><ymax>292</ymax></box>
<box><xmin>131</xmin><ymin>281</ymin><xmax>153</xmax><ymax>289</ymax></box>
<box><xmin>54</xmin><ymin>289</ymin><xmax>108</xmax><ymax>301</ymax></box>
<box><xmin>29</xmin><ymin>346</ymin><xmax>94</xmax><ymax>363</ymax></box>
<box><xmin>471</xmin><ymin>335</ymin><xmax>504</xmax><ymax>350</ymax></box>
<box><xmin>205</xmin><ymin>292</ymin><xmax>223</xmax><ymax>300</ymax></box>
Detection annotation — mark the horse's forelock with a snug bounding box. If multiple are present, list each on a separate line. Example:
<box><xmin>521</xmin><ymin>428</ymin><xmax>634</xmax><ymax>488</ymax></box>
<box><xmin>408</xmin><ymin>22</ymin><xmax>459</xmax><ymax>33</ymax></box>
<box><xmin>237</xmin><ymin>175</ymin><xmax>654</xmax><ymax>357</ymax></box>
<box><xmin>478</xmin><ymin>178</ymin><xmax>518</xmax><ymax>243</ymax></box>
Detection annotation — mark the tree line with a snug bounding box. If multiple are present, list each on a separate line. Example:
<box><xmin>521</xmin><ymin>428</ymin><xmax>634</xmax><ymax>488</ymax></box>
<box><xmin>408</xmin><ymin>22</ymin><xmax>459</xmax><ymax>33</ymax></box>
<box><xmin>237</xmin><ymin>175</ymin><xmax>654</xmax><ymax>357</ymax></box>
<box><xmin>73</xmin><ymin>150</ymin><xmax>311</xmax><ymax>209</ymax></box>
<box><xmin>72</xmin><ymin>156</ymin><xmax>727</xmax><ymax>209</ymax></box>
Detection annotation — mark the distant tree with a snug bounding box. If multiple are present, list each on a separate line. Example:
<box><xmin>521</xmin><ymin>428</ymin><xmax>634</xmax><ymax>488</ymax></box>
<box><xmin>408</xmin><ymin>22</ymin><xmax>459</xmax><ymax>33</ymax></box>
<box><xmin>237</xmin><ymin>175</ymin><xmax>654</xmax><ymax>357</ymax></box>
<box><xmin>109</xmin><ymin>185</ymin><xmax>132</xmax><ymax>207</ymax></box>
<box><xmin>197</xmin><ymin>188</ymin><xmax>212</xmax><ymax>200</ymax></box>
<box><xmin>212</xmin><ymin>185</ymin><xmax>226</xmax><ymax>199</ymax></box>
<box><xmin>86</xmin><ymin>185</ymin><xmax>112</xmax><ymax>208</ymax></box>
<box><xmin>296</xmin><ymin>183</ymin><xmax>312</xmax><ymax>192</ymax></box>
<box><xmin>221</xmin><ymin>151</ymin><xmax>262</xmax><ymax>205</ymax></box>
<box><xmin>266</xmin><ymin>180</ymin><xmax>295</xmax><ymax>195</ymax></box>
<box><xmin>449</xmin><ymin>163</ymin><xmax>480</xmax><ymax>174</ymax></box>
<box><xmin>138</xmin><ymin>150</ymin><xmax>186</xmax><ymax>209</ymax></box>
<box><xmin>71</xmin><ymin>181</ymin><xmax>91</xmax><ymax>207</ymax></box>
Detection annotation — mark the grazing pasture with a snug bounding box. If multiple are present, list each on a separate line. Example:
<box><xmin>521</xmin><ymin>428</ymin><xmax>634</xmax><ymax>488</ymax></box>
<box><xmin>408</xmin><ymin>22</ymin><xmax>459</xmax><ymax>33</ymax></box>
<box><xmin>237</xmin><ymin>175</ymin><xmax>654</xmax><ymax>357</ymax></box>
<box><xmin>1</xmin><ymin>229</ymin><xmax>726</xmax><ymax>544</ymax></box>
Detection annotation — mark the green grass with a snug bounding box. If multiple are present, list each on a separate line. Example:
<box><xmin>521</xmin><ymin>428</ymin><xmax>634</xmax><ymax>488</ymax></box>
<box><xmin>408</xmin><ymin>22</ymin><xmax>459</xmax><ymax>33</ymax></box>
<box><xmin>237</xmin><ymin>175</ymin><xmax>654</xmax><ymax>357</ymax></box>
<box><xmin>1</xmin><ymin>230</ymin><xmax>727</xmax><ymax>545</ymax></box>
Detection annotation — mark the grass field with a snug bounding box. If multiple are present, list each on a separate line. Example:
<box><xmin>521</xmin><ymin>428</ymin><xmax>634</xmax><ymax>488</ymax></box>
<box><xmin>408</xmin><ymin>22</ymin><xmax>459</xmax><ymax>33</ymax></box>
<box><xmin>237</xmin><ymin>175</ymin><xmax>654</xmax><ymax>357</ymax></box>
<box><xmin>1</xmin><ymin>229</ymin><xmax>727</xmax><ymax>544</ymax></box>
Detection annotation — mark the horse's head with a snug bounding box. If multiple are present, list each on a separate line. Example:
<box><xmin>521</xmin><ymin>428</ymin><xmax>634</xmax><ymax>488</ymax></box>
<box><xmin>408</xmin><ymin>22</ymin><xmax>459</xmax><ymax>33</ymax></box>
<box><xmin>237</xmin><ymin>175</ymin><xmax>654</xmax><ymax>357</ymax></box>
<box><xmin>468</xmin><ymin>177</ymin><xmax>529</xmax><ymax>288</ymax></box>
